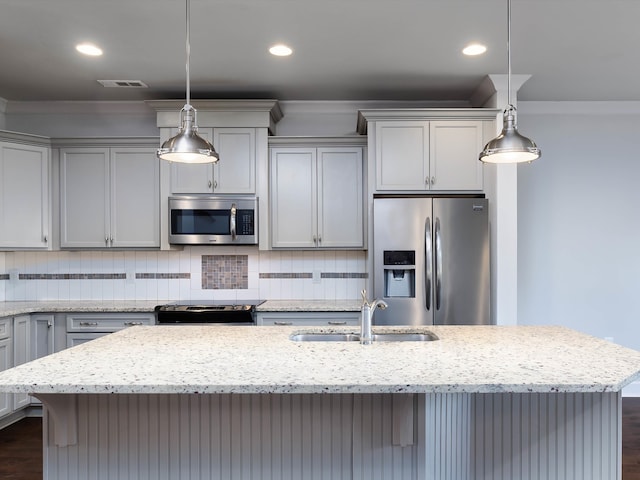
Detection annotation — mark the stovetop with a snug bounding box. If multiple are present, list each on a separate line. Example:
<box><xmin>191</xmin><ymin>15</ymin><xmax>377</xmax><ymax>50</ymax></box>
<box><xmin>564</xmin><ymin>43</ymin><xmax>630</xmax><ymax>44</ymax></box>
<box><xmin>155</xmin><ymin>300</ymin><xmax>265</xmax><ymax>311</ymax></box>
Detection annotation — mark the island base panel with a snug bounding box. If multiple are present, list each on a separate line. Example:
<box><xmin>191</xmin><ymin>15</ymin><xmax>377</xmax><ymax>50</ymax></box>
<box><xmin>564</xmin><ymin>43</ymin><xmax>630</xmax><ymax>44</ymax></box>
<box><xmin>41</xmin><ymin>392</ymin><xmax>620</xmax><ymax>479</ymax></box>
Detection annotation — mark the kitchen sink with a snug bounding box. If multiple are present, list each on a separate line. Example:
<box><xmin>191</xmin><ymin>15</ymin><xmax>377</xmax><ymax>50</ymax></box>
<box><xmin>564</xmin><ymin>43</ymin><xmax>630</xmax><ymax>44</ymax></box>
<box><xmin>289</xmin><ymin>332</ymin><xmax>438</xmax><ymax>342</ymax></box>
<box><xmin>289</xmin><ymin>333</ymin><xmax>360</xmax><ymax>342</ymax></box>
<box><xmin>371</xmin><ymin>332</ymin><xmax>438</xmax><ymax>342</ymax></box>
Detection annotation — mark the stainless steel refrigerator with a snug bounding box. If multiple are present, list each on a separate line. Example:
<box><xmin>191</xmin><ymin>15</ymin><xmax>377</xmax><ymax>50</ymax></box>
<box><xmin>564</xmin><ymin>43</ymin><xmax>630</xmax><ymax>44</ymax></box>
<box><xmin>373</xmin><ymin>196</ymin><xmax>490</xmax><ymax>326</ymax></box>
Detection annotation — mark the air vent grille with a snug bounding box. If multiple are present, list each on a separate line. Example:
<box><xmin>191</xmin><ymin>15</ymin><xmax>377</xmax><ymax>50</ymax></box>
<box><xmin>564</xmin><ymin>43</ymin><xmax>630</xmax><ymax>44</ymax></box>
<box><xmin>97</xmin><ymin>80</ymin><xmax>148</xmax><ymax>88</ymax></box>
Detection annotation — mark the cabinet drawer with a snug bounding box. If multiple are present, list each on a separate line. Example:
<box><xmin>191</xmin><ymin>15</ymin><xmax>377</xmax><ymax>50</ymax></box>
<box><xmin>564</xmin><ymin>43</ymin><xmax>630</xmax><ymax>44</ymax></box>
<box><xmin>257</xmin><ymin>313</ymin><xmax>359</xmax><ymax>327</ymax></box>
<box><xmin>0</xmin><ymin>318</ymin><xmax>11</xmax><ymax>340</ymax></box>
<box><xmin>66</xmin><ymin>313</ymin><xmax>156</xmax><ymax>332</ymax></box>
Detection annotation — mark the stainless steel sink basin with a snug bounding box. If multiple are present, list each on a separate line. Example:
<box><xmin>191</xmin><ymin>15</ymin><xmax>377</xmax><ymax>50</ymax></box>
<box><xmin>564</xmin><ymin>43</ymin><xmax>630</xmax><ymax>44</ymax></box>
<box><xmin>289</xmin><ymin>332</ymin><xmax>438</xmax><ymax>342</ymax></box>
<box><xmin>289</xmin><ymin>333</ymin><xmax>360</xmax><ymax>342</ymax></box>
<box><xmin>372</xmin><ymin>332</ymin><xmax>439</xmax><ymax>342</ymax></box>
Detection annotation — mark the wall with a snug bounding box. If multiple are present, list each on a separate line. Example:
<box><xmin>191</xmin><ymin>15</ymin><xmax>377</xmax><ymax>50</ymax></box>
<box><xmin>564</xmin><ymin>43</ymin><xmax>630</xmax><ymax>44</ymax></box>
<box><xmin>517</xmin><ymin>102</ymin><xmax>640</xmax><ymax>354</ymax></box>
<box><xmin>3</xmin><ymin>248</ymin><xmax>367</xmax><ymax>302</ymax></box>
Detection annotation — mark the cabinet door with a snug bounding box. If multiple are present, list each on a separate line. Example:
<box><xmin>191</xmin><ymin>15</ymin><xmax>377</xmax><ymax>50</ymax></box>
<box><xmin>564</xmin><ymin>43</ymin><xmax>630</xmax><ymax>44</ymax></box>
<box><xmin>270</xmin><ymin>148</ymin><xmax>317</xmax><ymax>248</ymax></box>
<box><xmin>0</xmin><ymin>337</ymin><xmax>10</xmax><ymax>417</ymax></box>
<box><xmin>429</xmin><ymin>121</ymin><xmax>483</xmax><ymax>191</ymax></box>
<box><xmin>375</xmin><ymin>121</ymin><xmax>429</xmax><ymax>191</ymax></box>
<box><xmin>169</xmin><ymin>128</ymin><xmax>215</xmax><ymax>193</ymax></box>
<box><xmin>60</xmin><ymin>148</ymin><xmax>110</xmax><ymax>248</ymax></box>
<box><xmin>0</xmin><ymin>142</ymin><xmax>49</xmax><ymax>248</ymax></box>
<box><xmin>110</xmin><ymin>148</ymin><xmax>160</xmax><ymax>247</ymax></box>
<box><xmin>213</xmin><ymin>128</ymin><xmax>256</xmax><ymax>194</ymax></box>
<box><xmin>12</xmin><ymin>315</ymin><xmax>30</xmax><ymax>410</ymax></box>
<box><xmin>0</xmin><ymin>318</ymin><xmax>11</xmax><ymax>418</ymax></box>
<box><xmin>317</xmin><ymin>147</ymin><xmax>363</xmax><ymax>248</ymax></box>
<box><xmin>66</xmin><ymin>332</ymin><xmax>106</xmax><ymax>348</ymax></box>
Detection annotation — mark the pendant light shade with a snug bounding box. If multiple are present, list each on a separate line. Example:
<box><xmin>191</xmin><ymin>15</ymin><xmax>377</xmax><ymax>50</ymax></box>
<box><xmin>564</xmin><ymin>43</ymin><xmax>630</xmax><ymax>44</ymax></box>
<box><xmin>157</xmin><ymin>0</ymin><xmax>218</xmax><ymax>164</ymax></box>
<box><xmin>480</xmin><ymin>0</ymin><xmax>540</xmax><ymax>164</ymax></box>
<box><xmin>479</xmin><ymin>105</ymin><xmax>540</xmax><ymax>163</ymax></box>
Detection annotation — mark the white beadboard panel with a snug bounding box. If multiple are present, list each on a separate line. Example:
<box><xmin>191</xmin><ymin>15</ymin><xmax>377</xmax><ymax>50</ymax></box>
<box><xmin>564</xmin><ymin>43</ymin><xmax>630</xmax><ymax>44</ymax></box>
<box><xmin>424</xmin><ymin>393</ymin><xmax>471</xmax><ymax>480</ymax></box>
<box><xmin>352</xmin><ymin>393</ymin><xmax>425</xmax><ymax>480</ymax></box>
<box><xmin>472</xmin><ymin>392</ymin><xmax>620</xmax><ymax>480</ymax></box>
<box><xmin>45</xmin><ymin>393</ymin><xmax>360</xmax><ymax>480</ymax></box>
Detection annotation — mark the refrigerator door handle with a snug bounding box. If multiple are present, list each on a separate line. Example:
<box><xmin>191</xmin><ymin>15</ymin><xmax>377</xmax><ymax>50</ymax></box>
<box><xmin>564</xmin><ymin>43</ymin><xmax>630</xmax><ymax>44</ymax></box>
<box><xmin>425</xmin><ymin>217</ymin><xmax>432</xmax><ymax>311</ymax></box>
<box><xmin>435</xmin><ymin>217</ymin><xmax>443</xmax><ymax>310</ymax></box>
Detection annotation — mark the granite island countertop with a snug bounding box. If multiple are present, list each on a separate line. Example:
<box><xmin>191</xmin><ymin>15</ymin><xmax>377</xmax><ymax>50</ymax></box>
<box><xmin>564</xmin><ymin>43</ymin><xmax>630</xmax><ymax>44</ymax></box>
<box><xmin>0</xmin><ymin>324</ymin><xmax>639</xmax><ymax>395</ymax></box>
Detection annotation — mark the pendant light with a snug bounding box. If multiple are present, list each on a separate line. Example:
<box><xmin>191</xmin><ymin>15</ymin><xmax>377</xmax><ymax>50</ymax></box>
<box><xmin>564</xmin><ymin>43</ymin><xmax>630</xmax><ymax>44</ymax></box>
<box><xmin>479</xmin><ymin>0</ymin><xmax>540</xmax><ymax>164</ymax></box>
<box><xmin>157</xmin><ymin>0</ymin><xmax>218</xmax><ymax>164</ymax></box>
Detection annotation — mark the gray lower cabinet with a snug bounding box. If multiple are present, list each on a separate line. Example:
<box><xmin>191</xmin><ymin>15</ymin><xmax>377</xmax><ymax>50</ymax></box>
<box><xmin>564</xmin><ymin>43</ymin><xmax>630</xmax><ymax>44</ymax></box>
<box><xmin>12</xmin><ymin>315</ymin><xmax>30</xmax><ymax>410</ymax></box>
<box><xmin>65</xmin><ymin>312</ymin><xmax>156</xmax><ymax>348</ymax></box>
<box><xmin>0</xmin><ymin>318</ymin><xmax>12</xmax><ymax>418</ymax></box>
<box><xmin>256</xmin><ymin>312</ymin><xmax>359</xmax><ymax>327</ymax></box>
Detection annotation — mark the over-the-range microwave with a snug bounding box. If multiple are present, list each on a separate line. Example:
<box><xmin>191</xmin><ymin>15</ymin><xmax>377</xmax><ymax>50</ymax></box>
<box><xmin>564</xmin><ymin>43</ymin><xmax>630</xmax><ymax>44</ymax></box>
<box><xmin>168</xmin><ymin>196</ymin><xmax>258</xmax><ymax>245</ymax></box>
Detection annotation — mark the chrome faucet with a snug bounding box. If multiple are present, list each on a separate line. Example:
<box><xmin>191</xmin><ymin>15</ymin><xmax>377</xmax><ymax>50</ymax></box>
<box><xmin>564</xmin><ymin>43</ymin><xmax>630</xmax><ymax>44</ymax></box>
<box><xmin>360</xmin><ymin>289</ymin><xmax>388</xmax><ymax>345</ymax></box>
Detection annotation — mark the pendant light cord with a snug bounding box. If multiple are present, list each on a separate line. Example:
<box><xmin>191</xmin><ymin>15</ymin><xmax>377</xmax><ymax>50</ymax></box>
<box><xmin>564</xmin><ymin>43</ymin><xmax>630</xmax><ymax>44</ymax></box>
<box><xmin>507</xmin><ymin>0</ymin><xmax>512</xmax><ymax>108</ymax></box>
<box><xmin>185</xmin><ymin>0</ymin><xmax>191</xmax><ymax>108</ymax></box>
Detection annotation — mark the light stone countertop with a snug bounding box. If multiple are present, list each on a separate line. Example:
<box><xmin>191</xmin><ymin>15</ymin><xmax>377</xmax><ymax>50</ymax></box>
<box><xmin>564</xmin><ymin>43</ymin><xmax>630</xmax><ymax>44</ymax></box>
<box><xmin>0</xmin><ymin>324</ymin><xmax>639</xmax><ymax>395</ymax></box>
<box><xmin>0</xmin><ymin>299</ymin><xmax>361</xmax><ymax>317</ymax></box>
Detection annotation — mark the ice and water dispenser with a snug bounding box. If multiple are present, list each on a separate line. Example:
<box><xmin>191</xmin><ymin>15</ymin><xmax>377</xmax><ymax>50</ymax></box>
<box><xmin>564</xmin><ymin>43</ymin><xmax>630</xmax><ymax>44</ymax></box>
<box><xmin>382</xmin><ymin>251</ymin><xmax>416</xmax><ymax>298</ymax></box>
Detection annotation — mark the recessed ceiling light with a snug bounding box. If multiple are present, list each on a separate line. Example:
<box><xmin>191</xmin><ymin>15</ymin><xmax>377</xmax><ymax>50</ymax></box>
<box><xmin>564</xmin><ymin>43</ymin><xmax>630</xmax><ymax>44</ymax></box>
<box><xmin>462</xmin><ymin>43</ymin><xmax>487</xmax><ymax>56</ymax></box>
<box><xmin>76</xmin><ymin>43</ymin><xmax>103</xmax><ymax>56</ymax></box>
<box><xmin>269</xmin><ymin>44</ymin><xmax>293</xmax><ymax>57</ymax></box>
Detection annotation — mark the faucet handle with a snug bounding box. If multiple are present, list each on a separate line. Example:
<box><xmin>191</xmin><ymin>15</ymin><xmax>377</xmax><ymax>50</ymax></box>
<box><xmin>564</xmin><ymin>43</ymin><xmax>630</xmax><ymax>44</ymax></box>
<box><xmin>361</xmin><ymin>289</ymin><xmax>369</xmax><ymax>306</ymax></box>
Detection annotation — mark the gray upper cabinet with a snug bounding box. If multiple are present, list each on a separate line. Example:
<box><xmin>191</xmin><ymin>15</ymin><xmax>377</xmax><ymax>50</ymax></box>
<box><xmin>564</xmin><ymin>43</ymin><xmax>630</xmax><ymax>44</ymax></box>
<box><xmin>270</xmin><ymin>144</ymin><xmax>364</xmax><ymax>249</ymax></box>
<box><xmin>60</xmin><ymin>145</ymin><xmax>160</xmax><ymax>248</ymax></box>
<box><xmin>373</xmin><ymin>120</ymin><xmax>484</xmax><ymax>191</ymax></box>
<box><xmin>358</xmin><ymin>109</ymin><xmax>499</xmax><ymax>193</ymax></box>
<box><xmin>170</xmin><ymin>127</ymin><xmax>256</xmax><ymax>194</ymax></box>
<box><xmin>0</xmin><ymin>137</ymin><xmax>50</xmax><ymax>249</ymax></box>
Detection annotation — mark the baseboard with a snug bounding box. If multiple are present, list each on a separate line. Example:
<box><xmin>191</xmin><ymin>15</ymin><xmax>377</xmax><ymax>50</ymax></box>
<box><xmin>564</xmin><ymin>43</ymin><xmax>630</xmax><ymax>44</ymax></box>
<box><xmin>0</xmin><ymin>405</ymin><xmax>43</xmax><ymax>430</ymax></box>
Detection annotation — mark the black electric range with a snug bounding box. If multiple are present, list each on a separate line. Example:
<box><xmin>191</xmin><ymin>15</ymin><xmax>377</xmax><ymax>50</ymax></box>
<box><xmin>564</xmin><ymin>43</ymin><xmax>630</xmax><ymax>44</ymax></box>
<box><xmin>155</xmin><ymin>300</ymin><xmax>265</xmax><ymax>325</ymax></box>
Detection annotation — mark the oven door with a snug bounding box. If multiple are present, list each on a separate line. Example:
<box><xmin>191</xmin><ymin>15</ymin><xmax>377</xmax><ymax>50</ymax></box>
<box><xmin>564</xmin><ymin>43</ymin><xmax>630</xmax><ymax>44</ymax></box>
<box><xmin>169</xmin><ymin>196</ymin><xmax>257</xmax><ymax>245</ymax></box>
<box><xmin>156</xmin><ymin>305</ymin><xmax>256</xmax><ymax>325</ymax></box>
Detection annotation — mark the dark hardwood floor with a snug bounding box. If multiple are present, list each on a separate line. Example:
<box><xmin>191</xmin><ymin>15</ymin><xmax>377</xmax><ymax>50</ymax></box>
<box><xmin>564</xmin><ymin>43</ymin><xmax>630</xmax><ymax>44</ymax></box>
<box><xmin>1</xmin><ymin>398</ymin><xmax>640</xmax><ymax>479</ymax></box>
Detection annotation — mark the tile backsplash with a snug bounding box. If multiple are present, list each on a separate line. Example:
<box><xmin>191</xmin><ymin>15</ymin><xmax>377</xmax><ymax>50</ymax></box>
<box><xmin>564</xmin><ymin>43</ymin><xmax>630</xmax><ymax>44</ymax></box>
<box><xmin>0</xmin><ymin>248</ymin><xmax>367</xmax><ymax>302</ymax></box>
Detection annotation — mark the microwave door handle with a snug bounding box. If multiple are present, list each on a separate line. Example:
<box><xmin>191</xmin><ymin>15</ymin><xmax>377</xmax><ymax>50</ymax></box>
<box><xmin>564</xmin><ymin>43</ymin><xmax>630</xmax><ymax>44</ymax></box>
<box><xmin>230</xmin><ymin>203</ymin><xmax>237</xmax><ymax>241</ymax></box>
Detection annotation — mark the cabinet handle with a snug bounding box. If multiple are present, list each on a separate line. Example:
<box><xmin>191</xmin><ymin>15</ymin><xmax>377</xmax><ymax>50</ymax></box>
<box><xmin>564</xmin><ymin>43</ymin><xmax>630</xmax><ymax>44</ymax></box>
<box><xmin>425</xmin><ymin>177</ymin><xmax>430</xmax><ymax>186</ymax></box>
<box><xmin>79</xmin><ymin>322</ymin><xmax>98</xmax><ymax>327</ymax></box>
<box><xmin>313</xmin><ymin>236</ymin><xmax>317</xmax><ymax>245</ymax></box>
<box><xmin>208</xmin><ymin>180</ymin><xmax>212</xmax><ymax>188</ymax></box>
<box><xmin>214</xmin><ymin>180</ymin><xmax>218</xmax><ymax>189</ymax></box>
<box><xmin>273</xmin><ymin>321</ymin><xmax>293</xmax><ymax>326</ymax></box>
<box><xmin>110</xmin><ymin>236</ymin><xmax>113</xmax><ymax>243</ymax></box>
<box><xmin>318</xmin><ymin>236</ymin><xmax>322</xmax><ymax>244</ymax></box>
<box><xmin>43</xmin><ymin>235</ymin><xmax>48</xmax><ymax>243</ymax></box>
<box><xmin>431</xmin><ymin>176</ymin><xmax>436</xmax><ymax>185</ymax></box>
<box><xmin>328</xmin><ymin>321</ymin><xmax>346</xmax><ymax>325</ymax></box>
<box><xmin>105</xmin><ymin>236</ymin><xmax>109</xmax><ymax>245</ymax></box>
<box><xmin>47</xmin><ymin>319</ymin><xmax>53</xmax><ymax>328</ymax></box>
<box><xmin>124</xmin><ymin>321</ymin><xmax>143</xmax><ymax>327</ymax></box>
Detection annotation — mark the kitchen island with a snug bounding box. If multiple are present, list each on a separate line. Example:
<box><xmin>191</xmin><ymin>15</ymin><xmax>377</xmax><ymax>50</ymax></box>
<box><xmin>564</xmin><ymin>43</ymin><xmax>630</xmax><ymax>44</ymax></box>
<box><xmin>0</xmin><ymin>324</ymin><xmax>638</xmax><ymax>479</ymax></box>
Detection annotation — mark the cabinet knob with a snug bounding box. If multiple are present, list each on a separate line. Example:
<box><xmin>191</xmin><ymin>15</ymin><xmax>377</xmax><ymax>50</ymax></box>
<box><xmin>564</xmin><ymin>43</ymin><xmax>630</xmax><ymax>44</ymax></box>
<box><xmin>431</xmin><ymin>176</ymin><xmax>436</xmax><ymax>185</ymax></box>
<box><xmin>318</xmin><ymin>236</ymin><xmax>322</xmax><ymax>244</ymax></box>
<box><xmin>328</xmin><ymin>321</ymin><xmax>346</xmax><ymax>325</ymax></box>
<box><xmin>208</xmin><ymin>180</ymin><xmax>212</xmax><ymax>188</ymax></box>
<box><xmin>43</xmin><ymin>235</ymin><xmax>48</xmax><ymax>243</ymax></box>
<box><xmin>425</xmin><ymin>177</ymin><xmax>430</xmax><ymax>186</ymax></box>
<box><xmin>274</xmin><ymin>321</ymin><xmax>293</xmax><ymax>326</ymax></box>
<box><xmin>214</xmin><ymin>180</ymin><xmax>218</xmax><ymax>189</ymax></box>
<box><xmin>105</xmin><ymin>236</ymin><xmax>109</xmax><ymax>245</ymax></box>
<box><xmin>124</xmin><ymin>321</ymin><xmax>143</xmax><ymax>327</ymax></box>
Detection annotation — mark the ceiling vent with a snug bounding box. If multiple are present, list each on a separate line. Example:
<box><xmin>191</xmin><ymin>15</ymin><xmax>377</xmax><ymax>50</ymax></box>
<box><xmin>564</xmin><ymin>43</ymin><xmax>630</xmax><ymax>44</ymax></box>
<box><xmin>97</xmin><ymin>80</ymin><xmax>148</xmax><ymax>88</ymax></box>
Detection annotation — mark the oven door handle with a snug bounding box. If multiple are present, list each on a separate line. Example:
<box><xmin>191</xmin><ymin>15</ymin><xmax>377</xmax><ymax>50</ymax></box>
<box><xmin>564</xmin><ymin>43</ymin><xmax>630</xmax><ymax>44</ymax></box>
<box><xmin>230</xmin><ymin>203</ymin><xmax>237</xmax><ymax>241</ymax></box>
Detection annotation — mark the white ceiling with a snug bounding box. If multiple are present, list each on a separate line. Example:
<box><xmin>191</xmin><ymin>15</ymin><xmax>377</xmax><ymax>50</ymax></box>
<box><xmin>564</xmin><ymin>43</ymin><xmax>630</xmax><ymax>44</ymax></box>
<box><xmin>1</xmin><ymin>0</ymin><xmax>638</xmax><ymax>103</ymax></box>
